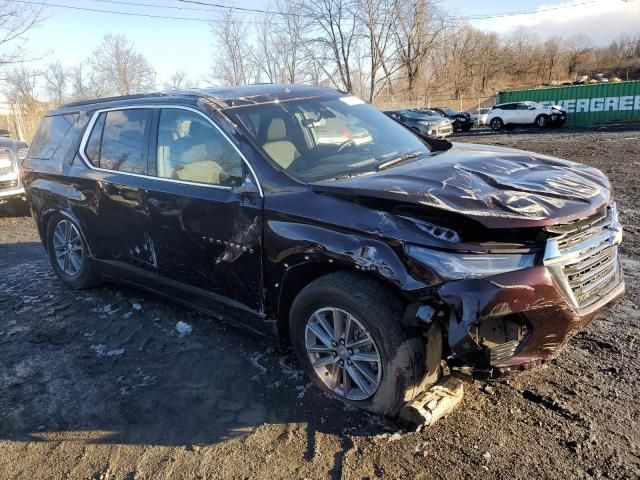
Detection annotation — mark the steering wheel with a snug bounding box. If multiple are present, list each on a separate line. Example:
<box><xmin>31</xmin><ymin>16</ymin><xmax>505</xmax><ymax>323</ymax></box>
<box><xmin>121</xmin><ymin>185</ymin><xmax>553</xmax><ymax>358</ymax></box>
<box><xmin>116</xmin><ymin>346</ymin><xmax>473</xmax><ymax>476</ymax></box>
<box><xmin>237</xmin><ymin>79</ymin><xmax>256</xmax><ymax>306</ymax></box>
<box><xmin>336</xmin><ymin>139</ymin><xmax>357</xmax><ymax>153</ymax></box>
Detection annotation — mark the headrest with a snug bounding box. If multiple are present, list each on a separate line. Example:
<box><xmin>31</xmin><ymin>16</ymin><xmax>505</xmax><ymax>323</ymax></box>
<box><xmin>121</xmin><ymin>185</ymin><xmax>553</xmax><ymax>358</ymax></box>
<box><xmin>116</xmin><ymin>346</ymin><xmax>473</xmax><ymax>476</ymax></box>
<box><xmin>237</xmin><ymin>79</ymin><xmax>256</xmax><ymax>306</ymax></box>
<box><xmin>266</xmin><ymin>118</ymin><xmax>287</xmax><ymax>142</ymax></box>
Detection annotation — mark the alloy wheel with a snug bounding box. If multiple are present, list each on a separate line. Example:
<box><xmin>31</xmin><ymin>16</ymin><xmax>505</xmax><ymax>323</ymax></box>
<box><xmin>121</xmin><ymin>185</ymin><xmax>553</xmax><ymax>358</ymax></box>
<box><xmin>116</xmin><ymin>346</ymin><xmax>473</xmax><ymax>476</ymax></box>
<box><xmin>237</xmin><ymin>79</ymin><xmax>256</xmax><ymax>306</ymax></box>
<box><xmin>305</xmin><ymin>307</ymin><xmax>382</xmax><ymax>400</ymax></box>
<box><xmin>52</xmin><ymin>219</ymin><xmax>84</xmax><ymax>276</ymax></box>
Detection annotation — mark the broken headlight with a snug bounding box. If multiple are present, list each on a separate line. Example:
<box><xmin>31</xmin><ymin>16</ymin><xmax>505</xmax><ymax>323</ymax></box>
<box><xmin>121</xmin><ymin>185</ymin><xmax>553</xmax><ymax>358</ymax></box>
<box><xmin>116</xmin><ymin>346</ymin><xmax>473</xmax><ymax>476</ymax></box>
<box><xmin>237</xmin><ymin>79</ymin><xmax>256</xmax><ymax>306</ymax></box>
<box><xmin>405</xmin><ymin>245</ymin><xmax>536</xmax><ymax>280</ymax></box>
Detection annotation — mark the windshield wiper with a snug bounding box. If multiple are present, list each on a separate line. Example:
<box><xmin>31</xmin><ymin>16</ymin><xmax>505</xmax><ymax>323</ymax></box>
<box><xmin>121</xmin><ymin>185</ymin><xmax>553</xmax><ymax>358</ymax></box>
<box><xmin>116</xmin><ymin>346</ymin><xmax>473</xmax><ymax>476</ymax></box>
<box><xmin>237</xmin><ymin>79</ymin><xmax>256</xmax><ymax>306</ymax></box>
<box><xmin>377</xmin><ymin>151</ymin><xmax>423</xmax><ymax>171</ymax></box>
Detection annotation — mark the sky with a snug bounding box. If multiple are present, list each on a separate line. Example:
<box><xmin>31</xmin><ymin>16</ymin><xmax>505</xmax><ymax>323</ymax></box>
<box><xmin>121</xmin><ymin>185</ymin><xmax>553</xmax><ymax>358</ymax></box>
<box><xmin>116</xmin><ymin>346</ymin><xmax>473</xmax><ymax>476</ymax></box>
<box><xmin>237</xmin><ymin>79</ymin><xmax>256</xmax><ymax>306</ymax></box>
<box><xmin>16</xmin><ymin>0</ymin><xmax>640</xmax><ymax>87</ymax></box>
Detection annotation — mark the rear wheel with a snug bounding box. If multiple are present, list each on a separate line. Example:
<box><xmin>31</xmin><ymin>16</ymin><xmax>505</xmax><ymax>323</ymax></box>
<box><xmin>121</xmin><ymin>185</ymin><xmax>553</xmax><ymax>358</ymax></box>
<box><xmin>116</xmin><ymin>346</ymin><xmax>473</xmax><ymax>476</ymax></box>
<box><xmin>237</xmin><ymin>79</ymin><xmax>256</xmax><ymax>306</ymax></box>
<box><xmin>289</xmin><ymin>272</ymin><xmax>437</xmax><ymax>416</ymax></box>
<box><xmin>490</xmin><ymin>118</ymin><xmax>503</xmax><ymax>131</ymax></box>
<box><xmin>46</xmin><ymin>214</ymin><xmax>101</xmax><ymax>289</ymax></box>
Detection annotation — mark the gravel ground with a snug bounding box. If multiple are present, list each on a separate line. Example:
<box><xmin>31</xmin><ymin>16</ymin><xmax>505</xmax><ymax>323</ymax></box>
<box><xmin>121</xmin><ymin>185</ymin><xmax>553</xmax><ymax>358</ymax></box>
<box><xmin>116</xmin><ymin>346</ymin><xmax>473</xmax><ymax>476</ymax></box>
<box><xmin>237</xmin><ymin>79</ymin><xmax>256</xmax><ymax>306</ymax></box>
<box><xmin>0</xmin><ymin>127</ymin><xmax>638</xmax><ymax>480</ymax></box>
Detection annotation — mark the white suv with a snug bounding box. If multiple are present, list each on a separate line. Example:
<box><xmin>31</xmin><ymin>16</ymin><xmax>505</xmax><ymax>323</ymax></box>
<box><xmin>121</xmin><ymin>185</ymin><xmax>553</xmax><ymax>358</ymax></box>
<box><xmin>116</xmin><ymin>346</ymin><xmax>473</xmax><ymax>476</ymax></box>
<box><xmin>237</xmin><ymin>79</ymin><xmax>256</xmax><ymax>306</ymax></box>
<box><xmin>487</xmin><ymin>101</ymin><xmax>567</xmax><ymax>131</ymax></box>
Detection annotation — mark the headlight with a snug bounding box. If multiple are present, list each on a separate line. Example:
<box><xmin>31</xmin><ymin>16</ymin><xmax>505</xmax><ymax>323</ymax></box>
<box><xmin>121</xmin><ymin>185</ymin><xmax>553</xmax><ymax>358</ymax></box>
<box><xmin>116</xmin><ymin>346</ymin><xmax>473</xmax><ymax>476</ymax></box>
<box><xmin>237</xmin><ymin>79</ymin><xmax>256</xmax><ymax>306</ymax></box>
<box><xmin>417</xmin><ymin>120</ymin><xmax>432</xmax><ymax>126</ymax></box>
<box><xmin>17</xmin><ymin>147</ymin><xmax>28</xmax><ymax>160</ymax></box>
<box><xmin>405</xmin><ymin>245</ymin><xmax>536</xmax><ymax>281</ymax></box>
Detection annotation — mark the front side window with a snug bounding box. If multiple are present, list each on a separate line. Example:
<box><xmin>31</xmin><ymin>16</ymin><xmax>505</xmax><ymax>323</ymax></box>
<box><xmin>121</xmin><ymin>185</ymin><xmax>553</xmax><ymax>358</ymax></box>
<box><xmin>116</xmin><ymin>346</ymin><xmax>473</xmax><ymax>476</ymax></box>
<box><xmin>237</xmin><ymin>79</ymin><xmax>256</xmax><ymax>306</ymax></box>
<box><xmin>156</xmin><ymin>109</ymin><xmax>243</xmax><ymax>187</ymax></box>
<box><xmin>229</xmin><ymin>96</ymin><xmax>433</xmax><ymax>182</ymax></box>
<box><xmin>86</xmin><ymin>109</ymin><xmax>151</xmax><ymax>174</ymax></box>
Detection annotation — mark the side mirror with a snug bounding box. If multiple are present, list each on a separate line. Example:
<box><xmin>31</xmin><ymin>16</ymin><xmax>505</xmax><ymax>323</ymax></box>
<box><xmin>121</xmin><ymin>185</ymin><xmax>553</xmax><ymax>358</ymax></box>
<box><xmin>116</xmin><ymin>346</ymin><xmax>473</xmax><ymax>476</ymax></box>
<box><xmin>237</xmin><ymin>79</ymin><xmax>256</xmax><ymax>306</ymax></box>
<box><xmin>529</xmin><ymin>106</ymin><xmax>536</xmax><ymax>110</ymax></box>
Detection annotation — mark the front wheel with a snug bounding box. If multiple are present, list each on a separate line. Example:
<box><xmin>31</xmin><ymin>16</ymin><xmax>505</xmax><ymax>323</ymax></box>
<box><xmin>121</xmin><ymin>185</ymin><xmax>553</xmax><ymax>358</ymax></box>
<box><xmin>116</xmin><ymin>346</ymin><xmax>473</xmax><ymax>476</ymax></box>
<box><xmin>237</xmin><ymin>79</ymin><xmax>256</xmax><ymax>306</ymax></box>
<box><xmin>289</xmin><ymin>272</ymin><xmax>437</xmax><ymax>416</ymax></box>
<box><xmin>490</xmin><ymin>118</ymin><xmax>503</xmax><ymax>131</ymax></box>
<box><xmin>536</xmin><ymin>114</ymin><xmax>549</xmax><ymax>128</ymax></box>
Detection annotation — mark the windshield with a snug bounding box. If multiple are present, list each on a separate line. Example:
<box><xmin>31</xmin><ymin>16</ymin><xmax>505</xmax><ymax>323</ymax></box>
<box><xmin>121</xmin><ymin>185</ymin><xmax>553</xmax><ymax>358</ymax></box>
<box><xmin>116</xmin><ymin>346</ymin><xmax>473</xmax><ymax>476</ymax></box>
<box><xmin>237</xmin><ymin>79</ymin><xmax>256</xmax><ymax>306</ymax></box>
<box><xmin>441</xmin><ymin>107</ymin><xmax>459</xmax><ymax>116</ymax></box>
<box><xmin>402</xmin><ymin>110</ymin><xmax>434</xmax><ymax>119</ymax></box>
<box><xmin>228</xmin><ymin>96</ymin><xmax>433</xmax><ymax>182</ymax></box>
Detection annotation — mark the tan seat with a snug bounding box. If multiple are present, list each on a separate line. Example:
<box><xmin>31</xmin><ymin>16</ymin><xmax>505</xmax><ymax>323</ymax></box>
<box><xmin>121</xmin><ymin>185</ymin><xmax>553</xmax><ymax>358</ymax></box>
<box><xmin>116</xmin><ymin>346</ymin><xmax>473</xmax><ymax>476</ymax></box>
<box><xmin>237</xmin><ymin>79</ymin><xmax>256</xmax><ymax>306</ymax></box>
<box><xmin>262</xmin><ymin>118</ymin><xmax>300</xmax><ymax>169</ymax></box>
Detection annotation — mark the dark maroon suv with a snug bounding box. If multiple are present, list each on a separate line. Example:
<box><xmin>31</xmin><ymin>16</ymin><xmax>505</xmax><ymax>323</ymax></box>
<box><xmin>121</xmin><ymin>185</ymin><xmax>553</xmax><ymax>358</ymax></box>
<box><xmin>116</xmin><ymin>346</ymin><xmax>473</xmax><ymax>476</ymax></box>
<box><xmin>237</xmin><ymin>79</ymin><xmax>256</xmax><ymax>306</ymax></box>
<box><xmin>21</xmin><ymin>84</ymin><xmax>624</xmax><ymax>416</ymax></box>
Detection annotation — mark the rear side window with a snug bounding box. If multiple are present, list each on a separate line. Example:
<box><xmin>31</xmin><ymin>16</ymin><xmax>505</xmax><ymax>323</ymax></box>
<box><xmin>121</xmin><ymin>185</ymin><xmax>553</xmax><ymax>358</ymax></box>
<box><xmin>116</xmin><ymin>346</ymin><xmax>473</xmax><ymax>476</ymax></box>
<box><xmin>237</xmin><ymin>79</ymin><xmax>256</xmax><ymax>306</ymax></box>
<box><xmin>29</xmin><ymin>114</ymin><xmax>77</xmax><ymax>160</ymax></box>
<box><xmin>85</xmin><ymin>109</ymin><xmax>151</xmax><ymax>175</ymax></box>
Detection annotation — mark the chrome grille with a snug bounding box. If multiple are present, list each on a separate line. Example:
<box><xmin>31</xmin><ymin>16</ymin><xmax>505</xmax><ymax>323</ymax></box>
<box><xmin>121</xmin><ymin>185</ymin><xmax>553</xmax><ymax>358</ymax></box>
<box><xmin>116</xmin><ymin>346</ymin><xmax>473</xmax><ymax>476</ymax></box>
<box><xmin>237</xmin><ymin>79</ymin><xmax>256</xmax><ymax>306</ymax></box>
<box><xmin>0</xmin><ymin>179</ymin><xmax>18</xmax><ymax>190</ymax></box>
<box><xmin>544</xmin><ymin>204</ymin><xmax>623</xmax><ymax>309</ymax></box>
<box><xmin>437</xmin><ymin>124</ymin><xmax>453</xmax><ymax>136</ymax></box>
<box><xmin>562</xmin><ymin>244</ymin><xmax>618</xmax><ymax>307</ymax></box>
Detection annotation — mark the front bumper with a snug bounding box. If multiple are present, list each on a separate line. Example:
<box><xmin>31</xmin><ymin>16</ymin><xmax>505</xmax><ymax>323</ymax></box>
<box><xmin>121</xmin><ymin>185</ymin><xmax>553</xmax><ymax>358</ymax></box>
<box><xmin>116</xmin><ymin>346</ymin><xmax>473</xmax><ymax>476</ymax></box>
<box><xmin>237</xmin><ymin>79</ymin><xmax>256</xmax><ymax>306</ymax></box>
<box><xmin>0</xmin><ymin>186</ymin><xmax>25</xmax><ymax>199</ymax></box>
<box><xmin>437</xmin><ymin>261</ymin><xmax>624</xmax><ymax>377</ymax></box>
<box><xmin>549</xmin><ymin>113</ymin><xmax>567</xmax><ymax>125</ymax></box>
<box><xmin>0</xmin><ymin>171</ymin><xmax>23</xmax><ymax>199</ymax></box>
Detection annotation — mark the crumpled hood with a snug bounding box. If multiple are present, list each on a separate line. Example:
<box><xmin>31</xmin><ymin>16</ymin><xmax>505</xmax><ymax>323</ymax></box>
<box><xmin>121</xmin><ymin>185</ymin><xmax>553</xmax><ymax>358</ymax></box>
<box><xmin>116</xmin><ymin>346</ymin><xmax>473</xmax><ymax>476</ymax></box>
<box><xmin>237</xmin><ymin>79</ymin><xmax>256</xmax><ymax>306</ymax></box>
<box><xmin>312</xmin><ymin>143</ymin><xmax>610</xmax><ymax>228</ymax></box>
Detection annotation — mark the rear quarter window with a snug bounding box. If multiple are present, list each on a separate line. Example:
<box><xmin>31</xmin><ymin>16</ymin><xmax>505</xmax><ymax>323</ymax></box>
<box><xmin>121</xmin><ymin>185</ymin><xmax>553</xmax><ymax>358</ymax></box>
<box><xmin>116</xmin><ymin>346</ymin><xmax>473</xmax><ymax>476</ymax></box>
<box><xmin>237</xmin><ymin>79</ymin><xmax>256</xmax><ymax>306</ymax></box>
<box><xmin>28</xmin><ymin>114</ymin><xmax>78</xmax><ymax>160</ymax></box>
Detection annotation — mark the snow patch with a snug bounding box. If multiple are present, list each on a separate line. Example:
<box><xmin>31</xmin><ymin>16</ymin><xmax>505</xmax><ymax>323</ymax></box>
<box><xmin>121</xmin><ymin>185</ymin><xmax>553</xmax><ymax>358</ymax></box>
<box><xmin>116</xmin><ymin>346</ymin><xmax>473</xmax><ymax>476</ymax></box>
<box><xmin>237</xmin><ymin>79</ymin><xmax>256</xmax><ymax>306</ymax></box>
<box><xmin>91</xmin><ymin>344</ymin><xmax>125</xmax><ymax>357</ymax></box>
<box><xmin>176</xmin><ymin>321</ymin><xmax>192</xmax><ymax>337</ymax></box>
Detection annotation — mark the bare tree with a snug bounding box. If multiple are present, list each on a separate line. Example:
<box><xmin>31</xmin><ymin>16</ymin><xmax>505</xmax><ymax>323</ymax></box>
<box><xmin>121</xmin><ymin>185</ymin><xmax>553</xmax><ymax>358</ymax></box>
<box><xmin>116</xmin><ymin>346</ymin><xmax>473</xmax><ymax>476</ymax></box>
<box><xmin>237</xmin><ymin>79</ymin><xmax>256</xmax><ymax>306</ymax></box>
<box><xmin>90</xmin><ymin>34</ymin><xmax>156</xmax><ymax>96</ymax></box>
<box><xmin>295</xmin><ymin>0</ymin><xmax>361</xmax><ymax>92</ymax></box>
<box><xmin>4</xmin><ymin>66</ymin><xmax>39</xmax><ymax>104</ymax></box>
<box><xmin>394</xmin><ymin>0</ymin><xmax>447</xmax><ymax>96</ymax></box>
<box><xmin>358</xmin><ymin>0</ymin><xmax>401</xmax><ymax>101</ymax></box>
<box><xmin>43</xmin><ymin>61</ymin><xmax>67</xmax><ymax>106</ymax></box>
<box><xmin>209</xmin><ymin>9</ymin><xmax>255</xmax><ymax>85</ymax></box>
<box><xmin>565</xmin><ymin>34</ymin><xmax>592</xmax><ymax>78</ymax></box>
<box><xmin>542</xmin><ymin>36</ymin><xmax>563</xmax><ymax>83</ymax></box>
<box><xmin>163</xmin><ymin>71</ymin><xmax>197</xmax><ymax>90</ymax></box>
<box><xmin>0</xmin><ymin>1</ymin><xmax>44</xmax><ymax>69</ymax></box>
<box><xmin>503</xmin><ymin>27</ymin><xmax>541</xmax><ymax>84</ymax></box>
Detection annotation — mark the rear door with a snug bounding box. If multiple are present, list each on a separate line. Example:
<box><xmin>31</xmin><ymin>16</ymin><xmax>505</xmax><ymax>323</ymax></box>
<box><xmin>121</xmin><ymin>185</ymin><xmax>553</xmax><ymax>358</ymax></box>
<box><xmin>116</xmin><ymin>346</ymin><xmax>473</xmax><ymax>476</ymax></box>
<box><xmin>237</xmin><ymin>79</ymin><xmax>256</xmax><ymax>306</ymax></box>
<box><xmin>78</xmin><ymin>107</ymin><xmax>157</xmax><ymax>269</ymax></box>
<box><xmin>499</xmin><ymin>103</ymin><xmax>517</xmax><ymax>123</ymax></box>
<box><xmin>144</xmin><ymin>107</ymin><xmax>264</xmax><ymax>312</ymax></box>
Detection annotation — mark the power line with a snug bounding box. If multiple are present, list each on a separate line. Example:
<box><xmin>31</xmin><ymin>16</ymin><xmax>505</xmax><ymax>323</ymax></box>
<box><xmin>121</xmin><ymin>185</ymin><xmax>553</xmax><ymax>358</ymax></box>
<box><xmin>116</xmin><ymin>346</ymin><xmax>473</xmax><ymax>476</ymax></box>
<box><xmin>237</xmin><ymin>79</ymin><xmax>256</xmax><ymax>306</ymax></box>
<box><xmin>86</xmin><ymin>0</ymin><xmax>224</xmax><ymax>13</ymax></box>
<box><xmin>179</xmin><ymin>0</ymin><xmax>607</xmax><ymax>20</ymax></box>
<box><xmin>178</xmin><ymin>0</ymin><xmax>306</xmax><ymax>17</ymax></box>
<box><xmin>450</xmin><ymin>0</ymin><xmax>604</xmax><ymax>20</ymax></box>
<box><xmin>9</xmin><ymin>0</ymin><xmax>612</xmax><ymax>26</ymax></box>
<box><xmin>11</xmin><ymin>0</ymin><xmax>213</xmax><ymax>22</ymax></box>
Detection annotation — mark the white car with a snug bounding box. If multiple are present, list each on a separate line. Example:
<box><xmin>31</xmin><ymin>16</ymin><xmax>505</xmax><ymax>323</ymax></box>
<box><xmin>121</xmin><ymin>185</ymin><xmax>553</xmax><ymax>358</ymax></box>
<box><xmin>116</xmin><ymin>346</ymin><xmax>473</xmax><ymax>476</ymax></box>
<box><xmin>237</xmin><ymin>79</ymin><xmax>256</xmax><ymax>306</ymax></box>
<box><xmin>470</xmin><ymin>107</ymin><xmax>491</xmax><ymax>126</ymax></box>
<box><xmin>486</xmin><ymin>101</ymin><xmax>567</xmax><ymax>131</ymax></box>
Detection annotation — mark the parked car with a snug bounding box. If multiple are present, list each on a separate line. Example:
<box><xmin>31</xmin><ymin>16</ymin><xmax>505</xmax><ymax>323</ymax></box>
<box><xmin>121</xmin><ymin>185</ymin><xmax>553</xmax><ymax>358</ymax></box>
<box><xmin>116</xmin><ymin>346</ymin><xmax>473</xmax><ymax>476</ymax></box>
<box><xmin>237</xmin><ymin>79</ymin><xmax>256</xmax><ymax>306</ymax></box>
<box><xmin>470</xmin><ymin>107</ymin><xmax>491</xmax><ymax>126</ymax></box>
<box><xmin>422</xmin><ymin>107</ymin><xmax>474</xmax><ymax>131</ymax></box>
<box><xmin>0</xmin><ymin>136</ymin><xmax>29</xmax><ymax>210</ymax></box>
<box><xmin>487</xmin><ymin>101</ymin><xmax>567</xmax><ymax>131</ymax></box>
<box><xmin>22</xmin><ymin>85</ymin><xmax>624</xmax><ymax>416</ymax></box>
<box><xmin>383</xmin><ymin>109</ymin><xmax>453</xmax><ymax>138</ymax></box>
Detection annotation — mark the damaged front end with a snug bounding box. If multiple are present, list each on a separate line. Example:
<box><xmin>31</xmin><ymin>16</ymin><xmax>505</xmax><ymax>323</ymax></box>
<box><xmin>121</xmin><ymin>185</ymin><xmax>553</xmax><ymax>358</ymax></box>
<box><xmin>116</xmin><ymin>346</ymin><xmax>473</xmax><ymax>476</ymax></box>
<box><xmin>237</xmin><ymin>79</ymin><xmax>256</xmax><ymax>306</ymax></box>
<box><xmin>408</xmin><ymin>203</ymin><xmax>624</xmax><ymax>378</ymax></box>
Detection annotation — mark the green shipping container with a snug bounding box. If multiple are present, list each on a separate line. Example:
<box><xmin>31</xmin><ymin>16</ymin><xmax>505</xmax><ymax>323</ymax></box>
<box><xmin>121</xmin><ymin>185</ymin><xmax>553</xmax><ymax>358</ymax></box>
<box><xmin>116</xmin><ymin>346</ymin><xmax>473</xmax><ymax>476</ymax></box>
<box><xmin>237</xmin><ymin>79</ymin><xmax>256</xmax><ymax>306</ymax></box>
<box><xmin>497</xmin><ymin>81</ymin><xmax>640</xmax><ymax>126</ymax></box>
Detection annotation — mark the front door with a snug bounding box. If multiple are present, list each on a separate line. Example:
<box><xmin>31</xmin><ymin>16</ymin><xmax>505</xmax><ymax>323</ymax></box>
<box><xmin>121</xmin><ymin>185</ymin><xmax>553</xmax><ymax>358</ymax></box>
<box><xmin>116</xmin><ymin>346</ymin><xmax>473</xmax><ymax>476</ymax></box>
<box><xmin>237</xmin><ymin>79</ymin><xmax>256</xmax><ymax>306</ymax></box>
<box><xmin>144</xmin><ymin>107</ymin><xmax>264</xmax><ymax>312</ymax></box>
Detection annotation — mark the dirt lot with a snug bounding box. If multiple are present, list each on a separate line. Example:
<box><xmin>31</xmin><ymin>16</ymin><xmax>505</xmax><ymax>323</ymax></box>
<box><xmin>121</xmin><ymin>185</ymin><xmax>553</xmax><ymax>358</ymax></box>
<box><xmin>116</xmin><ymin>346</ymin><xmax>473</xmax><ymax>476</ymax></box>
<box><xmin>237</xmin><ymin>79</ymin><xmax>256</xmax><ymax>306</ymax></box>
<box><xmin>0</xmin><ymin>127</ymin><xmax>639</xmax><ymax>480</ymax></box>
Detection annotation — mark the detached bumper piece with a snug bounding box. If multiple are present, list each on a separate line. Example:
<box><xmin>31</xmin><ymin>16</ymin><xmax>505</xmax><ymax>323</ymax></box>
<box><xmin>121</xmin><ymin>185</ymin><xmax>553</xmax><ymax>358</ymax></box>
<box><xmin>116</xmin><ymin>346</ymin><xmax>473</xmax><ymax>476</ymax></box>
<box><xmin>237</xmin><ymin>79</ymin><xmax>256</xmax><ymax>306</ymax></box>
<box><xmin>399</xmin><ymin>376</ymin><xmax>464</xmax><ymax>430</ymax></box>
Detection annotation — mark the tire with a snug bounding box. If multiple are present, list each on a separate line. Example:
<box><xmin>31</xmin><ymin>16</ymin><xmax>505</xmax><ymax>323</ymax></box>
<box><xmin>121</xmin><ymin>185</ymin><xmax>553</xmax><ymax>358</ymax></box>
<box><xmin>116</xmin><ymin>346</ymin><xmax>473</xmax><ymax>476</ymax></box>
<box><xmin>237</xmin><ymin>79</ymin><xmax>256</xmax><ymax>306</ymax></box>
<box><xmin>289</xmin><ymin>272</ymin><xmax>436</xmax><ymax>416</ymax></box>
<box><xmin>490</xmin><ymin>117</ymin><xmax>503</xmax><ymax>131</ymax></box>
<box><xmin>536</xmin><ymin>114</ymin><xmax>549</xmax><ymax>128</ymax></box>
<box><xmin>46</xmin><ymin>213</ymin><xmax>101</xmax><ymax>289</ymax></box>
